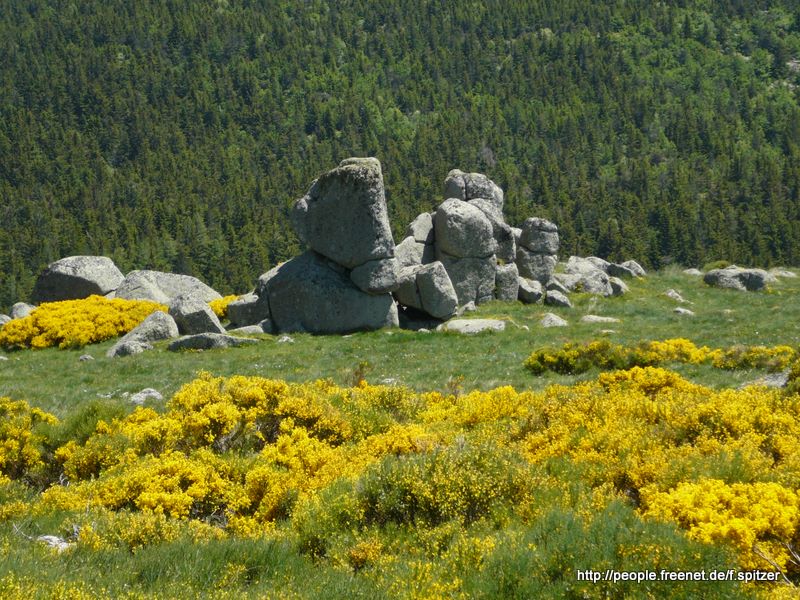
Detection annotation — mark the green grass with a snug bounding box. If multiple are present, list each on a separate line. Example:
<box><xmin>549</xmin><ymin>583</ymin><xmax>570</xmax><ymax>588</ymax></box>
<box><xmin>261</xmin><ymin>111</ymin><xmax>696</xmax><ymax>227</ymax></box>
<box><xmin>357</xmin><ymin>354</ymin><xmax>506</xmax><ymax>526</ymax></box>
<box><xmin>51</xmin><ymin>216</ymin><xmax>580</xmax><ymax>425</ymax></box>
<box><xmin>1</xmin><ymin>267</ymin><xmax>799</xmax><ymax>417</ymax></box>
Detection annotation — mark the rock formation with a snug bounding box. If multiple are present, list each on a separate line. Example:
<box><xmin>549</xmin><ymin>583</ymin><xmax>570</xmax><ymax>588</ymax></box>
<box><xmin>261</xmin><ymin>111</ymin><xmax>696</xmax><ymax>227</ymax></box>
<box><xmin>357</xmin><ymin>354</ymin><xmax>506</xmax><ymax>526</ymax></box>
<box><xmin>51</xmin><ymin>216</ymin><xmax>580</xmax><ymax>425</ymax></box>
<box><xmin>31</xmin><ymin>256</ymin><xmax>124</xmax><ymax>303</ymax></box>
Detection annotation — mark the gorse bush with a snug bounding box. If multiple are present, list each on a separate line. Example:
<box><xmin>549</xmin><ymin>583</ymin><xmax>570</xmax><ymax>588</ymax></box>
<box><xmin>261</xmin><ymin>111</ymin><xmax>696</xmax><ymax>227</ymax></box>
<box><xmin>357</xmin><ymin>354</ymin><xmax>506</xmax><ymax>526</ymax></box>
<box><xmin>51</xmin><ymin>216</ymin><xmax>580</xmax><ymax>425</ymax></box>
<box><xmin>4</xmin><ymin>367</ymin><xmax>800</xmax><ymax>596</ymax></box>
<box><xmin>0</xmin><ymin>296</ymin><xmax>166</xmax><ymax>350</ymax></box>
<box><xmin>524</xmin><ymin>338</ymin><xmax>796</xmax><ymax>375</ymax></box>
<box><xmin>208</xmin><ymin>295</ymin><xmax>239</xmax><ymax>320</ymax></box>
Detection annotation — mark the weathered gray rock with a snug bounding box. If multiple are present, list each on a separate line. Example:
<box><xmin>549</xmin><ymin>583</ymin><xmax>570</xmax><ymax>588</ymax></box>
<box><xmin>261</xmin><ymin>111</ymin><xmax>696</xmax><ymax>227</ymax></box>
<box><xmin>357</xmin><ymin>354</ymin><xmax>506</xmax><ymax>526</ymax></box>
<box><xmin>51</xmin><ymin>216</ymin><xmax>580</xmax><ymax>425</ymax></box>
<box><xmin>265</xmin><ymin>251</ymin><xmax>398</xmax><ymax>334</ymax></box>
<box><xmin>291</xmin><ymin>157</ymin><xmax>394</xmax><ymax>269</ymax></box>
<box><xmin>434</xmin><ymin>199</ymin><xmax>496</xmax><ymax>259</ymax></box>
<box><xmin>395</xmin><ymin>236</ymin><xmax>435</xmax><ymax>268</ymax></box>
<box><xmin>769</xmin><ymin>268</ymin><xmax>797</xmax><ymax>278</ymax></box>
<box><xmin>540</xmin><ymin>313</ymin><xmax>568</xmax><ymax>328</ymax></box>
<box><xmin>350</xmin><ymin>258</ymin><xmax>400</xmax><ymax>294</ymax></box>
<box><xmin>228</xmin><ymin>325</ymin><xmax>266</xmax><ymax>335</ymax></box>
<box><xmin>580</xmin><ymin>315</ymin><xmax>620</xmax><ymax>324</ymax></box>
<box><xmin>444</xmin><ymin>169</ymin><xmax>504</xmax><ymax>209</ymax></box>
<box><xmin>31</xmin><ymin>256</ymin><xmax>124</xmax><ymax>303</ymax></box>
<box><xmin>664</xmin><ymin>289</ymin><xmax>688</xmax><ymax>303</ymax></box>
<box><xmin>683</xmin><ymin>268</ymin><xmax>703</xmax><ymax>276</ymax></box>
<box><xmin>168</xmin><ymin>333</ymin><xmax>260</xmax><ymax>352</ymax></box>
<box><xmin>394</xmin><ymin>266</ymin><xmax>424</xmax><ymax>310</ymax></box>
<box><xmin>10</xmin><ymin>302</ymin><xmax>35</xmax><ymax>319</ymax></box>
<box><xmin>516</xmin><ymin>248</ymin><xmax>557</xmax><ymax>283</ymax></box>
<box><xmin>545</xmin><ymin>278</ymin><xmax>571</xmax><ymax>296</ymax></box>
<box><xmin>607</xmin><ymin>263</ymin><xmax>638</xmax><ymax>278</ymax></box>
<box><xmin>437</xmin><ymin>252</ymin><xmax>496</xmax><ymax>306</ymax></box>
<box><xmin>0</xmin><ymin>315</ymin><xmax>10</xmax><ymax>329</ymax></box>
<box><xmin>566</xmin><ymin>256</ymin><xmax>606</xmax><ymax>275</ymax></box>
<box><xmin>436</xmin><ymin>318</ymin><xmax>506</xmax><ymax>334</ymax></box>
<box><xmin>109</xmin><ymin>340</ymin><xmax>153</xmax><ymax>357</ymax></box>
<box><xmin>518</xmin><ymin>278</ymin><xmax>543</xmax><ymax>304</ymax></box>
<box><xmin>519</xmin><ymin>218</ymin><xmax>559</xmax><ymax>254</ymax></box>
<box><xmin>406</xmin><ymin>213</ymin><xmax>435</xmax><ymax>244</ymax></box>
<box><xmin>107</xmin><ymin>311</ymin><xmax>179</xmax><ymax>358</ymax></box>
<box><xmin>468</xmin><ymin>199</ymin><xmax>516</xmax><ymax>263</ymax></box>
<box><xmin>545</xmin><ymin>290</ymin><xmax>572</xmax><ymax>308</ymax></box>
<box><xmin>169</xmin><ymin>294</ymin><xmax>225</xmax><ymax>335</ymax></box>
<box><xmin>456</xmin><ymin>300</ymin><xmax>477</xmax><ymax>315</ymax></box>
<box><xmin>609</xmin><ymin>277</ymin><xmax>629</xmax><ymax>296</ymax></box>
<box><xmin>495</xmin><ymin>263</ymin><xmax>520</xmax><ymax>302</ymax></box>
<box><xmin>227</xmin><ymin>293</ymin><xmax>270</xmax><ymax>328</ymax></box>
<box><xmin>116</xmin><ymin>270</ymin><xmax>222</xmax><ymax>303</ymax></box>
<box><xmin>78</xmin><ymin>354</ymin><xmax>94</xmax><ymax>362</ymax></box>
<box><xmin>130</xmin><ymin>388</ymin><xmax>163</xmax><ymax>405</ymax></box>
<box><xmin>416</xmin><ymin>262</ymin><xmax>458</xmax><ymax>320</ymax></box>
<box><xmin>704</xmin><ymin>266</ymin><xmax>774</xmax><ymax>292</ymax></box>
<box><xmin>620</xmin><ymin>260</ymin><xmax>646</xmax><ymax>277</ymax></box>
<box><xmin>674</xmin><ymin>307</ymin><xmax>695</xmax><ymax>316</ymax></box>
<box><xmin>741</xmin><ymin>370</ymin><xmax>791</xmax><ymax>389</ymax></box>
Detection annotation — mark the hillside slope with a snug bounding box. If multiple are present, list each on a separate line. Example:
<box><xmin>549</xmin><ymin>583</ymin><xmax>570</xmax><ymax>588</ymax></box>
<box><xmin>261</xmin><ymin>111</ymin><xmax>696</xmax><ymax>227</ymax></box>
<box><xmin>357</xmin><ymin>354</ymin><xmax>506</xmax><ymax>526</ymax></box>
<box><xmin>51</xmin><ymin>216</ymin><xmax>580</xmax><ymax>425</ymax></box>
<box><xmin>2</xmin><ymin>1</ymin><xmax>800</xmax><ymax>310</ymax></box>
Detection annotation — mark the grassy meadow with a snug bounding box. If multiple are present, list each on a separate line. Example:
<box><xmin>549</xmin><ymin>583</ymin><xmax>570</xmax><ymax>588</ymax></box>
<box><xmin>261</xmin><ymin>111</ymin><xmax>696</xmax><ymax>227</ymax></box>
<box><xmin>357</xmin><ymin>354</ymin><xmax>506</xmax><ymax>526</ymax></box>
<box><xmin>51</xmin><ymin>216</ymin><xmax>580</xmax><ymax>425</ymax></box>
<box><xmin>1</xmin><ymin>267</ymin><xmax>800</xmax><ymax>599</ymax></box>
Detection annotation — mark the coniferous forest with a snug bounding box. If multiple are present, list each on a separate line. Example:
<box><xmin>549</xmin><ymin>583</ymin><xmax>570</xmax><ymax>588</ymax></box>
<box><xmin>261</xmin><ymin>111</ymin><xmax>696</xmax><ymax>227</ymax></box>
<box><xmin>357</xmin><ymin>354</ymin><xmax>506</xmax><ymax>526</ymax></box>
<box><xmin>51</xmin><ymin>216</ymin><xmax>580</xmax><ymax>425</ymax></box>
<box><xmin>2</xmin><ymin>0</ymin><xmax>800</xmax><ymax>310</ymax></box>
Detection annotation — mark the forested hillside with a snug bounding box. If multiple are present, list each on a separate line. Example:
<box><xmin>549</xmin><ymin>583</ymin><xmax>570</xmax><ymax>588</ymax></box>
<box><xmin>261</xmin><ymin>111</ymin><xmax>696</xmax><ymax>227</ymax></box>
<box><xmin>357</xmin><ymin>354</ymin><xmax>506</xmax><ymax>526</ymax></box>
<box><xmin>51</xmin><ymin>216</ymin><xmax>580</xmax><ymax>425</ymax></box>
<box><xmin>2</xmin><ymin>0</ymin><xmax>800</xmax><ymax>310</ymax></box>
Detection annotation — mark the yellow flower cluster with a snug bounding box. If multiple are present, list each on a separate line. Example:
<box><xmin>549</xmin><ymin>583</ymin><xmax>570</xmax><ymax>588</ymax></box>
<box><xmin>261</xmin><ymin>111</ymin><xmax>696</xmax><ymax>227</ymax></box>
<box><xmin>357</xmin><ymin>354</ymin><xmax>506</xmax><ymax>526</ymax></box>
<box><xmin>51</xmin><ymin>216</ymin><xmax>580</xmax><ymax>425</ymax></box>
<box><xmin>4</xmin><ymin>365</ymin><xmax>800</xmax><ymax>585</ymax></box>
<box><xmin>524</xmin><ymin>338</ymin><xmax>796</xmax><ymax>375</ymax></box>
<box><xmin>208</xmin><ymin>295</ymin><xmax>239</xmax><ymax>319</ymax></box>
<box><xmin>0</xmin><ymin>295</ymin><xmax>166</xmax><ymax>350</ymax></box>
<box><xmin>643</xmin><ymin>479</ymin><xmax>800</xmax><ymax>571</ymax></box>
<box><xmin>0</xmin><ymin>396</ymin><xmax>57</xmax><ymax>483</ymax></box>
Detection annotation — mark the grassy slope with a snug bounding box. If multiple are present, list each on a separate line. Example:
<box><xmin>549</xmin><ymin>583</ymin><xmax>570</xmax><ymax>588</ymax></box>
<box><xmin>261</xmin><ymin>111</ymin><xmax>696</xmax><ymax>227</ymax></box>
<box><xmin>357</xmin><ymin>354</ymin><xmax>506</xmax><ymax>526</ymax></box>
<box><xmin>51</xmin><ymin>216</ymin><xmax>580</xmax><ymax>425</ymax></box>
<box><xmin>1</xmin><ymin>267</ymin><xmax>798</xmax><ymax>418</ymax></box>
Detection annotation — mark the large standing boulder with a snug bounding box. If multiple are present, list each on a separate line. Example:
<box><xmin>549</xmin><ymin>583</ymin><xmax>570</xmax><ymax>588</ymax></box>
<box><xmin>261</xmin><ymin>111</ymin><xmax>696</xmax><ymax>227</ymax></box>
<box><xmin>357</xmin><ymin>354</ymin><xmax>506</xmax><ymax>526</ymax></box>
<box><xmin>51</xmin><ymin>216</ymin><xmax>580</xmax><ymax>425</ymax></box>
<box><xmin>291</xmin><ymin>157</ymin><xmax>394</xmax><ymax>269</ymax></box>
<box><xmin>107</xmin><ymin>311</ymin><xmax>179</xmax><ymax>358</ymax></box>
<box><xmin>168</xmin><ymin>294</ymin><xmax>226</xmax><ymax>335</ymax></box>
<box><xmin>704</xmin><ymin>266</ymin><xmax>775</xmax><ymax>292</ymax></box>
<box><xmin>516</xmin><ymin>219</ymin><xmax>559</xmax><ymax>285</ymax></box>
<box><xmin>406</xmin><ymin>212</ymin><xmax>435</xmax><ymax>244</ymax></box>
<box><xmin>264</xmin><ymin>251</ymin><xmax>398</xmax><ymax>334</ymax></box>
<box><xmin>495</xmin><ymin>263</ymin><xmax>520</xmax><ymax>302</ymax></box>
<box><xmin>31</xmin><ymin>256</ymin><xmax>124</xmax><ymax>303</ymax></box>
<box><xmin>115</xmin><ymin>270</ymin><xmax>222</xmax><ymax>304</ymax></box>
<box><xmin>468</xmin><ymin>199</ymin><xmax>516</xmax><ymax>263</ymax></box>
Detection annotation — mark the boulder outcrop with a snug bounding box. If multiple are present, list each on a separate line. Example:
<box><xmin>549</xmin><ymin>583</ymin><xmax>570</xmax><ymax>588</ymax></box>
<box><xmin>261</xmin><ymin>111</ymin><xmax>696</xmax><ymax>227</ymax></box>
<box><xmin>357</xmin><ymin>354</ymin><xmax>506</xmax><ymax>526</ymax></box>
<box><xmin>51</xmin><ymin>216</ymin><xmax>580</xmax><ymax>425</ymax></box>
<box><xmin>115</xmin><ymin>270</ymin><xmax>222</xmax><ymax>304</ymax></box>
<box><xmin>31</xmin><ymin>256</ymin><xmax>124</xmax><ymax>303</ymax></box>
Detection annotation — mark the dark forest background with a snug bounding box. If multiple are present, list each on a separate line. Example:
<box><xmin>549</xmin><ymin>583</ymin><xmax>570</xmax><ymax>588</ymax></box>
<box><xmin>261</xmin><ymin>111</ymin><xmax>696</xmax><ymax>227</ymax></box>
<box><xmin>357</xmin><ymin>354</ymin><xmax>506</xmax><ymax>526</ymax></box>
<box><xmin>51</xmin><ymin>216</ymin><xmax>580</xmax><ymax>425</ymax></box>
<box><xmin>2</xmin><ymin>0</ymin><xmax>800</xmax><ymax>310</ymax></box>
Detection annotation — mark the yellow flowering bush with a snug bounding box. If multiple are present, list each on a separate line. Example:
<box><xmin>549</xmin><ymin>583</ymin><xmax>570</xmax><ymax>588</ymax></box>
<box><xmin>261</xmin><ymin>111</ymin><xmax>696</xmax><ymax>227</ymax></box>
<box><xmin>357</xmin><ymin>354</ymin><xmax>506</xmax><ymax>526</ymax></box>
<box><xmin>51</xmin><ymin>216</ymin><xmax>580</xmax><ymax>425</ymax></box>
<box><xmin>0</xmin><ymin>295</ymin><xmax>166</xmax><ymax>350</ymax></box>
<box><xmin>0</xmin><ymin>397</ymin><xmax>57</xmax><ymax>481</ymax></box>
<box><xmin>209</xmin><ymin>295</ymin><xmax>239</xmax><ymax>319</ymax></box>
<box><xmin>525</xmin><ymin>338</ymin><xmax>796</xmax><ymax>375</ymax></box>
<box><xmin>643</xmin><ymin>479</ymin><xmax>800</xmax><ymax>572</ymax></box>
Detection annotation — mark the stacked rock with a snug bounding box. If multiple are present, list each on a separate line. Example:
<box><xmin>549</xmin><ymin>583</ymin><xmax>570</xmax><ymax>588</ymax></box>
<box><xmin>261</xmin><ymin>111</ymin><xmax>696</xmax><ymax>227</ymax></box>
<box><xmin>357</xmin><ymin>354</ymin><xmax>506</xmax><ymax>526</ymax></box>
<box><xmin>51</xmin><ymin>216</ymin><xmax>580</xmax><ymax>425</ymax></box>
<box><xmin>516</xmin><ymin>217</ymin><xmax>559</xmax><ymax>304</ymax></box>
<box><xmin>235</xmin><ymin>158</ymin><xmax>401</xmax><ymax>334</ymax></box>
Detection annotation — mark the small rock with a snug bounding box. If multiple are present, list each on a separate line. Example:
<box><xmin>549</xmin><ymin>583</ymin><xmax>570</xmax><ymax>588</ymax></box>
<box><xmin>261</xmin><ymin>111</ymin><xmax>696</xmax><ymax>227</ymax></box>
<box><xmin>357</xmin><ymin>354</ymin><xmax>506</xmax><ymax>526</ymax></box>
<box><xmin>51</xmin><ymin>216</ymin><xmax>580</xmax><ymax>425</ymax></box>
<box><xmin>0</xmin><ymin>356</ymin><xmax>8</xmax><ymax>361</ymax></box>
<box><xmin>769</xmin><ymin>268</ymin><xmax>797</xmax><ymax>278</ymax></box>
<box><xmin>168</xmin><ymin>333</ymin><xmax>260</xmax><ymax>351</ymax></box>
<box><xmin>37</xmin><ymin>535</ymin><xmax>74</xmax><ymax>553</ymax></box>
<box><xmin>674</xmin><ymin>307</ymin><xmax>695</xmax><ymax>316</ymax></box>
<box><xmin>540</xmin><ymin>313</ymin><xmax>568</xmax><ymax>327</ymax></box>
<box><xmin>227</xmin><ymin>325</ymin><xmax>265</xmax><ymax>335</ymax></box>
<box><xmin>518</xmin><ymin>277</ymin><xmax>544</xmax><ymax>304</ymax></box>
<box><xmin>130</xmin><ymin>388</ymin><xmax>163</xmax><ymax>405</ymax></box>
<box><xmin>456</xmin><ymin>301</ymin><xmax>477</xmax><ymax>316</ymax></box>
<box><xmin>10</xmin><ymin>302</ymin><xmax>35</xmax><ymax>320</ymax></box>
<box><xmin>608</xmin><ymin>276</ymin><xmax>629</xmax><ymax>296</ymax></box>
<box><xmin>740</xmin><ymin>370</ymin><xmax>790</xmax><ymax>389</ymax></box>
<box><xmin>111</xmin><ymin>340</ymin><xmax>154</xmax><ymax>357</ymax></box>
<box><xmin>436</xmin><ymin>319</ymin><xmax>506</xmax><ymax>334</ymax></box>
<box><xmin>277</xmin><ymin>335</ymin><xmax>295</xmax><ymax>343</ymax></box>
<box><xmin>545</xmin><ymin>290</ymin><xmax>572</xmax><ymax>308</ymax></box>
<box><xmin>683</xmin><ymin>268</ymin><xmax>703</xmax><ymax>276</ymax></box>
<box><xmin>418</xmin><ymin>328</ymin><xmax>431</xmax><ymax>333</ymax></box>
<box><xmin>78</xmin><ymin>354</ymin><xmax>94</xmax><ymax>362</ymax></box>
<box><xmin>545</xmin><ymin>278</ymin><xmax>571</xmax><ymax>296</ymax></box>
<box><xmin>580</xmin><ymin>315</ymin><xmax>620</xmax><ymax>324</ymax></box>
<box><xmin>0</xmin><ymin>314</ymin><xmax>11</xmax><ymax>328</ymax></box>
<box><xmin>620</xmin><ymin>260</ymin><xmax>646</xmax><ymax>277</ymax></box>
<box><xmin>664</xmin><ymin>289</ymin><xmax>688</xmax><ymax>303</ymax></box>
